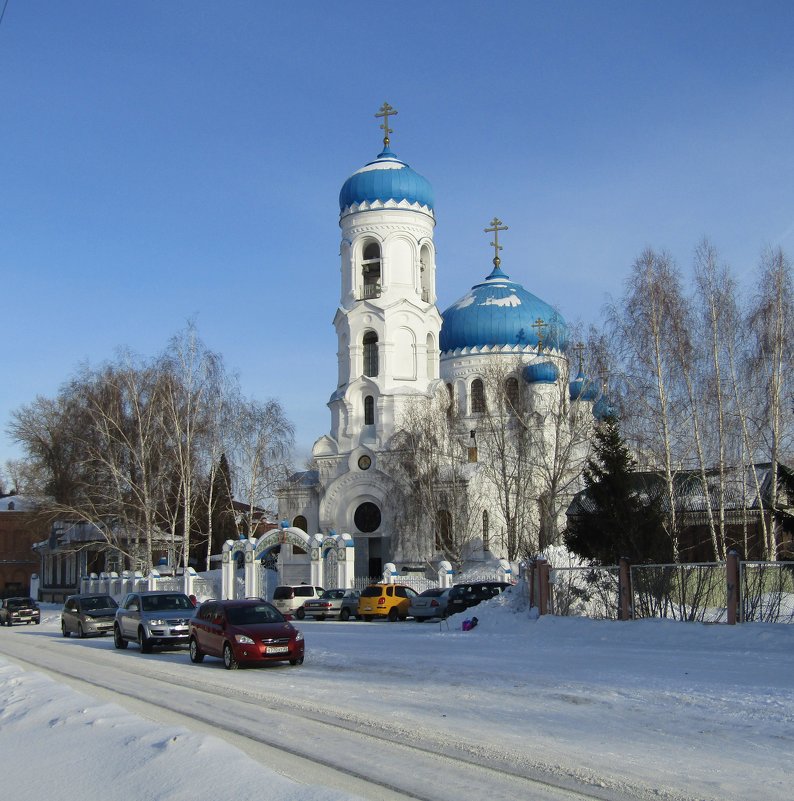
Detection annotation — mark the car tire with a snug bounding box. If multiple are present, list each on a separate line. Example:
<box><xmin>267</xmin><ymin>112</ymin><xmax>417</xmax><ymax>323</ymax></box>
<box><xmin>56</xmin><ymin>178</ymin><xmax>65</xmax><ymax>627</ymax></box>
<box><xmin>138</xmin><ymin>627</ymin><xmax>152</xmax><ymax>654</ymax></box>
<box><xmin>340</xmin><ymin>608</ymin><xmax>351</xmax><ymax>621</ymax></box>
<box><xmin>296</xmin><ymin>607</ymin><xmax>305</xmax><ymax>620</ymax></box>
<box><xmin>223</xmin><ymin>642</ymin><xmax>238</xmax><ymax>670</ymax></box>
<box><xmin>61</xmin><ymin>622</ymin><xmax>71</xmax><ymax>637</ymax></box>
<box><xmin>189</xmin><ymin>637</ymin><xmax>204</xmax><ymax>664</ymax></box>
<box><xmin>289</xmin><ymin>656</ymin><xmax>304</xmax><ymax>666</ymax></box>
<box><xmin>388</xmin><ymin>607</ymin><xmax>399</xmax><ymax>622</ymax></box>
<box><xmin>113</xmin><ymin>625</ymin><xmax>128</xmax><ymax>649</ymax></box>
<box><xmin>78</xmin><ymin>623</ymin><xmax>86</xmax><ymax>639</ymax></box>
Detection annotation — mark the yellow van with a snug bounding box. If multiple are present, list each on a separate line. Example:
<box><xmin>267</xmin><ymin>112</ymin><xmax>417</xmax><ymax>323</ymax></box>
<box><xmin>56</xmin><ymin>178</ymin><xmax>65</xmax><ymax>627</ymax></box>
<box><xmin>357</xmin><ymin>583</ymin><xmax>418</xmax><ymax>621</ymax></box>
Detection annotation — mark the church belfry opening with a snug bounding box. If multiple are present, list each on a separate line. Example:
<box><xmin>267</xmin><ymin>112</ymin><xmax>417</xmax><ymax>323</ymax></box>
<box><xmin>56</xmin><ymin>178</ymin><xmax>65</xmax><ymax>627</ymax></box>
<box><xmin>361</xmin><ymin>242</ymin><xmax>381</xmax><ymax>299</ymax></box>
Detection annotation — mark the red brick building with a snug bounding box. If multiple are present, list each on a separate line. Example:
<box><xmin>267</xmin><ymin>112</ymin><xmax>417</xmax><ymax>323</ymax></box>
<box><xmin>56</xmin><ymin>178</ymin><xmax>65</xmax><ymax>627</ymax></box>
<box><xmin>0</xmin><ymin>495</ymin><xmax>49</xmax><ymax>598</ymax></box>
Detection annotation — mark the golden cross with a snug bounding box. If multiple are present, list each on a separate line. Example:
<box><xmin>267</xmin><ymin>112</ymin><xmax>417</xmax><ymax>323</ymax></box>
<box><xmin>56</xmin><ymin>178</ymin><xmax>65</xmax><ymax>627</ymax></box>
<box><xmin>375</xmin><ymin>102</ymin><xmax>398</xmax><ymax>148</ymax></box>
<box><xmin>532</xmin><ymin>317</ymin><xmax>547</xmax><ymax>351</ymax></box>
<box><xmin>484</xmin><ymin>217</ymin><xmax>509</xmax><ymax>268</ymax></box>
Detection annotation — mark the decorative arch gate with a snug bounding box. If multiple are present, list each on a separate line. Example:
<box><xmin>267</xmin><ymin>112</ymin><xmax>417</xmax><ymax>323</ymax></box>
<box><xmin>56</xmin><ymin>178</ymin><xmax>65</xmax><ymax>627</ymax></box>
<box><xmin>221</xmin><ymin>527</ymin><xmax>356</xmax><ymax>600</ymax></box>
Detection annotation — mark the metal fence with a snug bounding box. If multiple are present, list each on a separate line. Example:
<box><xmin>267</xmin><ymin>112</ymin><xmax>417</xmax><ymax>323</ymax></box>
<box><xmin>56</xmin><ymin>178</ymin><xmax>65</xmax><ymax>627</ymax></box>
<box><xmin>549</xmin><ymin>566</ymin><xmax>620</xmax><ymax>619</ymax></box>
<box><xmin>740</xmin><ymin>561</ymin><xmax>794</xmax><ymax>623</ymax></box>
<box><xmin>630</xmin><ymin>563</ymin><xmax>728</xmax><ymax>623</ymax></box>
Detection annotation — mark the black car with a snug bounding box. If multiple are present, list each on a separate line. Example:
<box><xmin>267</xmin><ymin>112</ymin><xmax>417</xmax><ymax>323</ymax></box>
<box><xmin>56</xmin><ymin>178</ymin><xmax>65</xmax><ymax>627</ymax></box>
<box><xmin>446</xmin><ymin>582</ymin><xmax>512</xmax><ymax>617</ymax></box>
<box><xmin>0</xmin><ymin>597</ymin><xmax>41</xmax><ymax>626</ymax></box>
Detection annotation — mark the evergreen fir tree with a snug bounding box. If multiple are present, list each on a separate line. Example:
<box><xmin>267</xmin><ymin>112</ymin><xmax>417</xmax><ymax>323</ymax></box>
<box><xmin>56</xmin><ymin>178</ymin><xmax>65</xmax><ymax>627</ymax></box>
<box><xmin>210</xmin><ymin>453</ymin><xmax>237</xmax><ymax>555</ymax></box>
<box><xmin>565</xmin><ymin>416</ymin><xmax>672</xmax><ymax>564</ymax></box>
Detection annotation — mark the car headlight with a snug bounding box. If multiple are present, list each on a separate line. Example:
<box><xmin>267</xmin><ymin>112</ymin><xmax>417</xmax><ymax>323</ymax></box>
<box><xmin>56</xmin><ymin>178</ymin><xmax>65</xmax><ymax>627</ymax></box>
<box><xmin>295</xmin><ymin>630</ymin><xmax>304</xmax><ymax>642</ymax></box>
<box><xmin>235</xmin><ymin>634</ymin><xmax>255</xmax><ymax>645</ymax></box>
<box><xmin>148</xmin><ymin>618</ymin><xmax>167</xmax><ymax>626</ymax></box>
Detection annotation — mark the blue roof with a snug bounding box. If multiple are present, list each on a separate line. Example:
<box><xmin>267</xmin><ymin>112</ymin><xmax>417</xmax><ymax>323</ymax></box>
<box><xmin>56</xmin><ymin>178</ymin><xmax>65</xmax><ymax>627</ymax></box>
<box><xmin>569</xmin><ymin>370</ymin><xmax>600</xmax><ymax>401</ymax></box>
<box><xmin>524</xmin><ymin>361</ymin><xmax>560</xmax><ymax>384</ymax></box>
<box><xmin>440</xmin><ymin>266</ymin><xmax>569</xmax><ymax>353</ymax></box>
<box><xmin>339</xmin><ymin>147</ymin><xmax>434</xmax><ymax>213</ymax></box>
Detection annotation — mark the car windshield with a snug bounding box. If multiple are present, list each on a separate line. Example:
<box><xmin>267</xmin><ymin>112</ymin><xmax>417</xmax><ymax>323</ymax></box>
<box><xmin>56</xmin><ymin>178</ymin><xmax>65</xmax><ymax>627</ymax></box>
<box><xmin>226</xmin><ymin>605</ymin><xmax>284</xmax><ymax>625</ymax></box>
<box><xmin>81</xmin><ymin>596</ymin><xmax>118</xmax><ymax>611</ymax></box>
<box><xmin>420</xmin><ymin>588</ymin><xmax>445</xmax><ymax>597</ymax></box>
<box><xmin>7</xmin><ymin>599</ymin><xmax>34</xmax><ymax>609</ymax></box>
<box><xmin>360</xmin><ymin>586</ymin><xmax>383</xmax><ymax>598</ymax></box>
<box><xmin>322</xmin><ymin>590</ymin><xmax>345</xmax><ymax>599</ymax></box>
<box><xmin>141</xmin><ymin>594</ymin><xmax>192</xmax><ymax>612</ymax></box>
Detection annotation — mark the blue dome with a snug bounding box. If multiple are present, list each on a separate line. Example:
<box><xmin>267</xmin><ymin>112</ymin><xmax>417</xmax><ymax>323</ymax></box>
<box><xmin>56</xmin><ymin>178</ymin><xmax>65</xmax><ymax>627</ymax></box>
<box><xmin>440</xmin><ymin>266</ymin><xmax>569</xmax><ymax>353</ymax></box>
<box><xmin>524</xmin><ymin>361</ymin><xmax>559</xmax><ymax>384</ymax></box>
<box><xmin>593</xmin><ymin>395</ymin><xmax>617</xmax><ymax>421</ymax></box>
<box><xmin>569</xmin><ymin>370</ymin><xmax>599</xmax><ymax>402</ymax></box>
<box><xmin>339</xmin><ymin>147</ymin><xmax>434</xmax><ymax>213</ymax></box>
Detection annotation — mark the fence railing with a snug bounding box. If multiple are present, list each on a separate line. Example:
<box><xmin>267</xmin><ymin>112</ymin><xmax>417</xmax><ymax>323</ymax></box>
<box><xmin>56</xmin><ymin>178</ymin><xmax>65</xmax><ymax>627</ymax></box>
<box><xmin>549</xmin><ymin>567</ymin><xmax>619</xmax><ymax>620</ymax></box>
<box><xmin>741</xmin><ymin>561</ymin><xmax>794</xmax><ymax>623</ymax></box>
<box><xmin>531</xmin><ymin>557</ymin><xmax>794</xmax><ymax>624</ymax></box>
<box><xmin>631</xmin><ymin>563</ymin><xmax>727</xmax><ymax>623</ymax></box>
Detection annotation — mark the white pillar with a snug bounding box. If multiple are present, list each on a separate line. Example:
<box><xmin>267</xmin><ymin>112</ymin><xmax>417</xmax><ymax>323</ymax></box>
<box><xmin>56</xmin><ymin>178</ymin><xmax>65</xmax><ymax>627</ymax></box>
<box><xmin>382</xmin><ymin>562</ymin><xmax>397</xmax><ymax>584</ymax></box>
<box><xmin>437</xmin><ymin>560</ymin><xmax>453</xmax><ymax>589</ymax></box>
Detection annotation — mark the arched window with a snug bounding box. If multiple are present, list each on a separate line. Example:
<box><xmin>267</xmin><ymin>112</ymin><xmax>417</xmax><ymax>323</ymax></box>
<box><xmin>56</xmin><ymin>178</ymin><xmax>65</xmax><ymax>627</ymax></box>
<box><xmin>471</xmin><ymin>378</ymin><xmax>485</xmax><ymax>414</ymax></box>
<box><xmin>364</xmin><ymin>395</ymin><xmax>375</xmax><ymax>425</ymax></box>
<box><xmin>435</xmin><ymin>509</ymin><xmax>453</xmax><ymax>554</ymax></box>
<box><xmin>293</xmin><ymin>515</ymin><xmax>308</xmax><ymax>532</ymax></box>
<box><xmin>482</xmin><ymin>510</ymin><xmax>490</xmax><ymax>552</ymax></box>
<box><xmin>361</xmin><ymin>241</ymin><xmax>381</xmax><ymax>299</ymax></box>
<box><xmin>420</xmin><ymin>243</ymin><xmax>432</xmax><ymax>302</ymax></box>
<box><xmin>363</xmin><ymin>331</ymin><xmax>379</xmax><ymax>377</ymax></box>
<box><xmin>426</xmin><ymin>333</ymin><xmax>436</xmax><ymax>380</ymax></box>
<box><xmin>505</xmin><ymin>377</ymin><xmax>519</xmax><ymax>413</ymax></box>
<box><xmin>446</xmin><ymin>383</ymin><xmax>454</xmax><ymax>418</ymax></box>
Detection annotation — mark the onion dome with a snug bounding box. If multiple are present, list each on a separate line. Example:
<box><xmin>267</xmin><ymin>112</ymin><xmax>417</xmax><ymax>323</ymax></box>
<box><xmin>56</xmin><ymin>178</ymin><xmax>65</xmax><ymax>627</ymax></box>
<box><xmin>593</xmin><ymin>395</ymin><xmax>617</xmax><ymax>421</ymax></box>
<box><xmin>339</xmin><ymin>147</ymin><xmax>434</xmax><ymax>215</ymax></box>
<box><xmin>569</xmin><ymin>370</ymin><xmax>599</xmax><ymax>401</ymax></box>
<box><xmin>524</xmin><ymin>361</ymin><xmax>560</xmax><ymax>384</ymax></box>
<box><xmin>440</xmin><ymin>265</ymin><xmax>569</xmax><ymax>353</ymax></box>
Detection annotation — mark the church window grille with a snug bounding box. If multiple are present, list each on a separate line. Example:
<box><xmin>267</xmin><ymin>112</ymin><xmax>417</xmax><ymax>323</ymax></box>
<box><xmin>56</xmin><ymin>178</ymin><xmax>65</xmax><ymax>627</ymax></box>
<box><xmin>505</xmin><ymin>377</ymin><xmax>519</xmax><ymax>413</ymax></box>
<box><xmin>471</xmin><ymin>379</ymin><xmax>486</xmax><ymax>414</ymax></box>
<box><xmin>363</xmin><ymin>332</ymin><xmax>379</xmax><ymax>377</ymax></box>
<box><xmin>361</xmin><ymin>242</ymin><xmax>381</xmax><ymax>299</ymax></box>
<box><xmin>435</xmin><ymin>509</ymin><xmax>453</xmax><ymax>554</ymax></box>
<box><xmin>293</xmin><ymin>515</ymin><xmax>308</xmax><ymax>532</ymax></box>
<box><xmin>364</xmin><ymin>395</ymin><xmax>375</xmax><ymax>425</ymax></box>
<box><xmin>482</xmin><ymin>510</ymin><xmax>490</xmax><ymax>552</ymax></box>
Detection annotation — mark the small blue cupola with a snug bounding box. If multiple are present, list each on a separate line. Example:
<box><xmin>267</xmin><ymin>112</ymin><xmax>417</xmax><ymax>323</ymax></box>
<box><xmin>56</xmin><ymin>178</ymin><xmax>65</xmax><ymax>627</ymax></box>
<box><xmin>569</xmin><ymin>370</ymin><xmax>599</xmax><ymax>401</ymax></box>
<box><xmin>593</xmin><ymin>395</ymin><xmax>617</xmax><ymax>421</ymax></box>
<box><xmin>523</xmin><ymin>361</ymin><xmax>560</xmax><ymax>384</ymax></box>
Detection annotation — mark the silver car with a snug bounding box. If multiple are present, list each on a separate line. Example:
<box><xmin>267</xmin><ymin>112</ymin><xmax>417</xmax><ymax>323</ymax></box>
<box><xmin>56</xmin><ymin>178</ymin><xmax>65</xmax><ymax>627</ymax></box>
<box><xmin>408</xmin><ymin>587</ymin><xmax>453</xmax><ymax>621</ymax></box>
<box><xmin>113</xmin><ymin>590</ymin><xmax>193</xmax><ymax>653</ymax></box>
<box><xmin>302</xmin><ymin>588</ymin><xmax>361</xmax><ymax>620</ymax></box>
<box><xmin>61</xmin><ymin>593</ymin><xmax>119</xmax><ymax>638</ymax></box>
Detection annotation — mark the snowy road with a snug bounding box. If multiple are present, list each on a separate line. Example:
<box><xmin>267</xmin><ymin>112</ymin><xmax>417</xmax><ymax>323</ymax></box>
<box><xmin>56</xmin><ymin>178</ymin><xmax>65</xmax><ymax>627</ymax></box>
<box><xmin>1</xmin><ymin>595</ymin><xmax>792</xmax><ymax>801</ymax></box>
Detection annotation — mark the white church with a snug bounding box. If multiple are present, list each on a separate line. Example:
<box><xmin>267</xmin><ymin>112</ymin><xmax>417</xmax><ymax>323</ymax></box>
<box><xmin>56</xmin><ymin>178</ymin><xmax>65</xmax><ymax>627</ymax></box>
<box><xmin>277</xmin><ymin>104</ymin><xmax>604</xmax><ymax>580</ymax></box>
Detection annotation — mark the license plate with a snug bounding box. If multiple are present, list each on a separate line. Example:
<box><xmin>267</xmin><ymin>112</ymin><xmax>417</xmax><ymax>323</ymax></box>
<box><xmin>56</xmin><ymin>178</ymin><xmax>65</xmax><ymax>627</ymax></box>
<box><xmin>267</xmin><ymin>646</ymin><xmax>289</xmax><ymax>654</ymax></box>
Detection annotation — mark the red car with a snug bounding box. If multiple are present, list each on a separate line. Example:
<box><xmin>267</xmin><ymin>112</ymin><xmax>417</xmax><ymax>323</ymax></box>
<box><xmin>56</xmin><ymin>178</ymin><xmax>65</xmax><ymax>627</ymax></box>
<box><xmin>188</xmin><ymin>599</ymin><xmax>304</xmax><ymax>670</ymax></box>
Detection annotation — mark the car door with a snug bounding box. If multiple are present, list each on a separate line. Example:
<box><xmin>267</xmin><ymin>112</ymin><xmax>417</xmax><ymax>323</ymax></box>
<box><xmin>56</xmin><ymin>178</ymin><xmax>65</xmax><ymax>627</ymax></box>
<box><xmin>120</xmin><ymin>594</ymin><xmax>142</xmax><ymax>639</ymax></box>
<box><xmin>203</xmin><ymin>603</ymin><xmax>226</xmax><ymax>657</ymax></box>
<box><xmin>63</xmin><ymin>598</ymin><xmax>78</xmax><ymax>633</ymax></box>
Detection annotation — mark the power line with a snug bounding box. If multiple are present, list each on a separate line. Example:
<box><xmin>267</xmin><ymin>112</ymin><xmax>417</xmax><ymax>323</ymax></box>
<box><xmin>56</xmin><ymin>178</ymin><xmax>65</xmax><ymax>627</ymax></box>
<box><xmin>0</xmin><ymin>0</ymin><xmax>9</xmax><ymax>30</ymax></box>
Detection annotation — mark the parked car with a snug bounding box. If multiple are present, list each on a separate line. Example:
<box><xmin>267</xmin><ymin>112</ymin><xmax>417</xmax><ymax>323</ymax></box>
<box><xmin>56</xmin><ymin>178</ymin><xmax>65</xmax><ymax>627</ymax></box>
<box><xmin>302</xmin><ymin>588</ymin><xmax>361</xmax><ymax>620</ymax></box>
<box><xmin>446</xmin><ymin>582</ymin><xmax>512</xmax><ymax>617</ymax></box>
<box><xmin>271</xmin><ymin>585</ymin><xmax>325</xmax><ymax>619</ymax></box>
<box><xmin>61</xmin><ymin>594</ymin><xmax>119</xmax><ymax>638</ymax></box>
<box><xmin>188</xmin><ymin>599</ymin><xmax>304</xmax><ymax>670</ymax></box>
<box><xmin>357</xmin><ymin>583</ymin><xmax>418</xmax><ymax>621</ymax></box>
<box><xmin>408</xmin><ymin>587</ymin><xmax>453</xmax><ymax>621</ymax></box>
<box><xmin>0</xmin><ymin>597</ymin><xmax>40</xmax><ymax>626</ymax></box>
<box><xmin>113</xmin><ymin>590</ymin><xmax>194</xmax><ymax>652</ymax></box>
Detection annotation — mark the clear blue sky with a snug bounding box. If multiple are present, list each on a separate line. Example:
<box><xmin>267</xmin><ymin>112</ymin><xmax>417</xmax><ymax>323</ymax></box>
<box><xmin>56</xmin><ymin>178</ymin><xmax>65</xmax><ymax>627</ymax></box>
<box><xmin>2</xmin><ymin>1</ymin><xmax>793</xmax><ymax>466</ymax></box>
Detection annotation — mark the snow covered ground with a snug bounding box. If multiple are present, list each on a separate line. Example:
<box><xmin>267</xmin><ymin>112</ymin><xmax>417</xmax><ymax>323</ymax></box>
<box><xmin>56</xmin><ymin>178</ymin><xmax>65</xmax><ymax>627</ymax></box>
<box><xmin>0</xmin><ymin>585</ymin><xmax>792</xmax><ymax>801</ymax></box>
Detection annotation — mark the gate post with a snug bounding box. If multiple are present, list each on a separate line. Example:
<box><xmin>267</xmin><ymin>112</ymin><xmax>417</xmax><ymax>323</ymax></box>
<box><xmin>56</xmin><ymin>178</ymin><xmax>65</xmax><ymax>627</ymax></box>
<box><xmin>618</xmin><ymin>557</ymin><xmax>632</xmax><ymax>620</ymax></box>
<box><xmin>536</xmin><ymin>557</ymin><xmax>549</xmax><ymax>615</ymax></box>
<box><xmin>726</xmin><ymin>550</ymin><xmax>740</xmax><ymax>625</ymax></box>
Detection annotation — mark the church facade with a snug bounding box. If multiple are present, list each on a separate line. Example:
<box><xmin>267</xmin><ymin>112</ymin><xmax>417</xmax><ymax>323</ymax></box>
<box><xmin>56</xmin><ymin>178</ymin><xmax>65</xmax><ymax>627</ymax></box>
<box><xmin>278</xmin><ymin>106</ymin><xmax>601</xmax><ymax>579</ymax></box>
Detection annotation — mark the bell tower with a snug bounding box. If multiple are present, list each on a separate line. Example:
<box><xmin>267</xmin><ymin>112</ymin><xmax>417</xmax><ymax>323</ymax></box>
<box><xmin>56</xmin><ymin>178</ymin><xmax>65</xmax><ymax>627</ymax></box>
<box><xmin>327</xmin><ymin>104</ymin><xmax>442</xmax><ymax>452</ymax></box>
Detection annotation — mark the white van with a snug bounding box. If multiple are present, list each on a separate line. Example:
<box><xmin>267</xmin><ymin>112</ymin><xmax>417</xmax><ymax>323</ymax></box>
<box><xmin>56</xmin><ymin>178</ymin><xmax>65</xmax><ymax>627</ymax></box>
<box><xmin>272</xmin><ymin>585</ymin><xmax>325</xmax><ymax>619</ymax></box>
